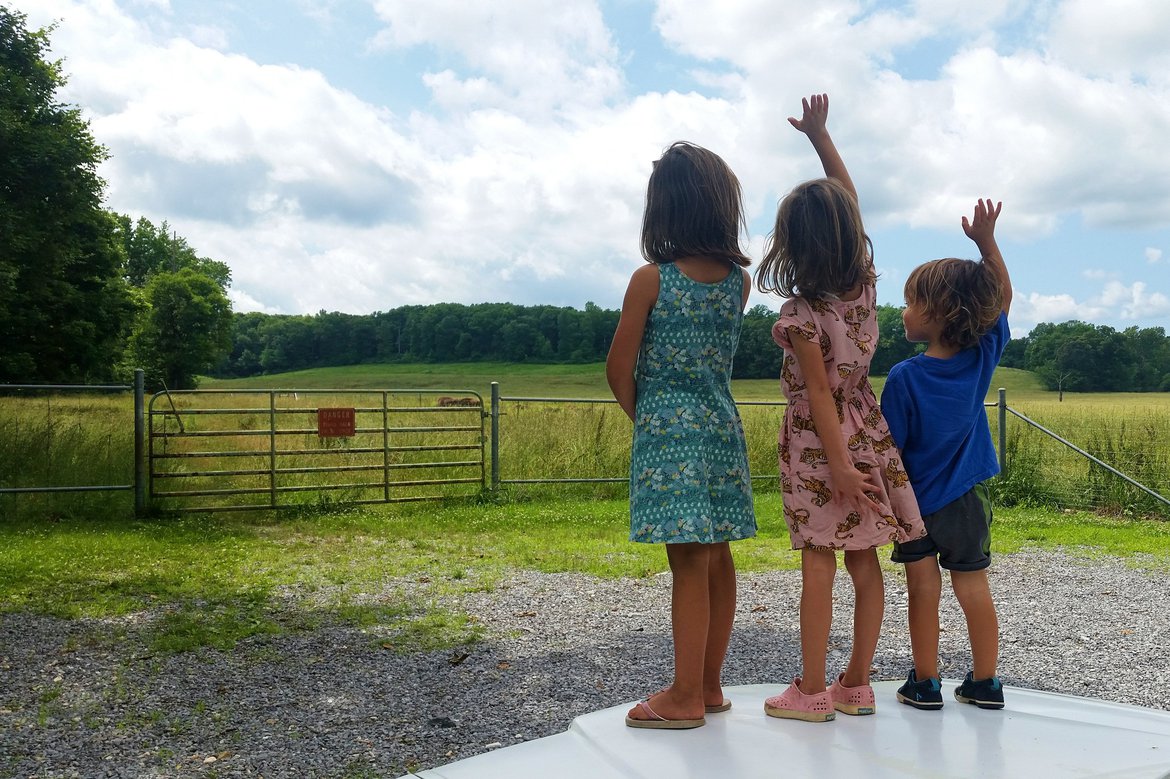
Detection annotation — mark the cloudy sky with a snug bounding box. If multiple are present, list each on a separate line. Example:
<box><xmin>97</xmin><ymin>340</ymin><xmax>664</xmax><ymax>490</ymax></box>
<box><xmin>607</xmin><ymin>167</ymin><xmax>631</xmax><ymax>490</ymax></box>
<box><xmin>18</xmin><ymin>0</ymin><xmax>1170</xmax><ymax>336</ymax></box>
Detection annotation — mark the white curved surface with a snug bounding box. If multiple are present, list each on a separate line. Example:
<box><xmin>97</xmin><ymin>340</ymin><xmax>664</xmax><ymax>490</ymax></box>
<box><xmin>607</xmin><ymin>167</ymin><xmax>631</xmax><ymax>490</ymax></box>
<box><xmin>400</xmin><ymin>681</ymin><xmax>1170</xmax><ymax>778</ymax></box>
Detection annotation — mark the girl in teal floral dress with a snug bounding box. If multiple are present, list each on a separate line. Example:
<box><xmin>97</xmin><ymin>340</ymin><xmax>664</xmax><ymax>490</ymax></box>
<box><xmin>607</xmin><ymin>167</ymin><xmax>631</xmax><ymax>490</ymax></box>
<box><xmin>607</xmin><ymin>142</ymin><xmax>756</xmax><ymax>730</ymax></box>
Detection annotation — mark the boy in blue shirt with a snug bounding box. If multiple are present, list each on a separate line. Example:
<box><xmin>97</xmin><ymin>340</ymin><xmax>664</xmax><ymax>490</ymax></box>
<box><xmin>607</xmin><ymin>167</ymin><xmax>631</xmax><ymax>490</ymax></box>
<box><xmin>880</xmin><ymin>198</ymin><xmax>1012</xmax><ymax>710</ymax></box>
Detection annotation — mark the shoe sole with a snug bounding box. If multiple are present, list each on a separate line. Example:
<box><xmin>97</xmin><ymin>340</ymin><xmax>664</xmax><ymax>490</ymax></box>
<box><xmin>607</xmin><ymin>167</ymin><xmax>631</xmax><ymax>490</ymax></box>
<box><xmin>625</xmin><ymin>715</ymin><xmax>706</xmax><ymax>729</ymax></box>
<box><xmin>764</xmin><ymin>704</ymin><xmax>835</xmax><ymax>722</ymax></box>
<box><xmin>897</xmin><ymin>692</ymin><xmax>943</xmax><ymax>710</ymax></box>
<box><xmin>954</xmin><ymin>692</ymin><xmax>1004</xmax><ymax>710</ymax></box>
<box><xmin>833</xmin><ymin>702</ymin><xmax>875</xmax><ymax>715</ymax></box>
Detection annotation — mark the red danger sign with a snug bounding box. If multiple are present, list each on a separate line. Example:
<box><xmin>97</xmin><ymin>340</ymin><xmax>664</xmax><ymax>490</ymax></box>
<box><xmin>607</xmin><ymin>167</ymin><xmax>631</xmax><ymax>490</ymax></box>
<box><xmin>317</xmin><ymin>407</ymin><xmax>355</xmax><ymax>437</ymax></box>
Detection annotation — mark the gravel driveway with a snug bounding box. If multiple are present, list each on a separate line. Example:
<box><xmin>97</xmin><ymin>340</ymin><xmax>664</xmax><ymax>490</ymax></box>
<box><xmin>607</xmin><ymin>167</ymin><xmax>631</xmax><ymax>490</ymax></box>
<box><xmin>2</xmin><ymin>549</ymin><xmax>1167</xmax><ymax>778</ymax></box>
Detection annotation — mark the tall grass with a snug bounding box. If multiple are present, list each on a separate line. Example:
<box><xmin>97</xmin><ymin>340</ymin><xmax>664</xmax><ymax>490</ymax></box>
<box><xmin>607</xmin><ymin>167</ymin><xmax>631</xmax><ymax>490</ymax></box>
<box><xmin>992</xmin><ymin>397</ymin><xmax>1170</xmax><ymax>518</ymax></box>
<box><xmin>0</xmin><ymin>392</ymin><xmax>134</xmax><ymax>520</ymax></box>
<box><xmin>495</xmin><ymin>399</ymin><xmax>784</xmax><ymax>498</ymax></box>
<box><xmin>4</xmin><ymin>366</ymin><xmax>1169</xmax><ymax>519</ymax></box>
<box><xmin>146</xmin><ymin>389</ymin><xmax>485</xmax><ymax>511</ymax></box>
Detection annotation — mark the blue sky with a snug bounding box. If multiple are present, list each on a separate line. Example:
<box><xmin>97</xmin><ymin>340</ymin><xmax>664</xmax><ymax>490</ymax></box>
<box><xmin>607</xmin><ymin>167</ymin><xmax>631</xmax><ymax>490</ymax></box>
<box><xmin>18</xmin><ymin>0</ymin><xmax>1170</xmax><ymax>337</ymax></box>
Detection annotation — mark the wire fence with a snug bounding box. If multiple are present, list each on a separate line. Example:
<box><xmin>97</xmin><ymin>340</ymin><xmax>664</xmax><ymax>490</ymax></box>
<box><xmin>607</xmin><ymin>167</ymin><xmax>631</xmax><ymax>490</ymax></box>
<box><xmin>2</xmin><ymin>380</ymin><xmax>1168</xmax><ymax>520</ymax></box>
<box><xmin>492</xmin><ymin>385</ymin><xmax>1170</xmax><ymax>520</ymax></box>
<box><xmin>0</xmin><ymin>373</ymin><xmax>145</xmax><ymax>516</ymax></box>
<box><xmin>990</xmin><ymin>401</ymin><xmax>1170</xmax><ymax>518</ymax></box>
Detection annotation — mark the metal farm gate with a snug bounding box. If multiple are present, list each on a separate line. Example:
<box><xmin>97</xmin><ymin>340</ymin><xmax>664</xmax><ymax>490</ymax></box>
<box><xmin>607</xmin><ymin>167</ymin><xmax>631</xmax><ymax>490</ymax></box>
<box><xmin>148</xmin><ymin>389</ymin><xmax>485</xmax><ymax>512</ymax></box>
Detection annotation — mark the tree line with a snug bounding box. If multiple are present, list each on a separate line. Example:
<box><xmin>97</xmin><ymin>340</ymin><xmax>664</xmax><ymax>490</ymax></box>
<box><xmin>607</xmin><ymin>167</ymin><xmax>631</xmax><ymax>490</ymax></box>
<box><xmin>216</xmin><ymin>302</ymin><xmax>925</xmax><ymax>381</ymax></box>
<box><xmin>217</xmin><ymin>303</ymin><xmax>1170</xmax><ymax>393</ymax></box>
<box><xmin>1</xmin><ymin>10</ymin><xmax>231</xmax><ymax>390</ymax></box>
<box><xmin>1001</xmin><ymin>321</ymin><xmax>1170</xmax><ymax>395</ymax></box>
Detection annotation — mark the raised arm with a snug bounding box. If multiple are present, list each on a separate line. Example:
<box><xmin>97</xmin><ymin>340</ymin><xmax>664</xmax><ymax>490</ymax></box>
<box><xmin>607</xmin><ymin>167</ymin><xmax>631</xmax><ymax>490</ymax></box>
<box><xmin>962</xmin><ymin>198</ymin><xmax>1011</xmax><ymax>315</ymax></box>
<box><xmin>789</xmin><ymin>93</ymin><xmax>857</xmax><ymax>201</ymax></box>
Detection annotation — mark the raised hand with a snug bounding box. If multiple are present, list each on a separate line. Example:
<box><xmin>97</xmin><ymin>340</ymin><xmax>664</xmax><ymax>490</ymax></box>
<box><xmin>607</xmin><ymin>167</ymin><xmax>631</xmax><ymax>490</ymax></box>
<box><xmin>962</xmin><ymin>198</ymin><xmax>1002</xmax><ymax>249</ymax></box>
<box><xmin>788</xmin><ymin>93</ymin><xmax>855</xmax><ymax>198</ymax></box>
<box><xmin>963</xmin><ymin>198</ymin><xmax>1011</xmax><ymax>314</ymax></box>
<box><xmin>788</xmin><ymin>93</ymin><xmax>830</xmax><ymax>137</ymax></box>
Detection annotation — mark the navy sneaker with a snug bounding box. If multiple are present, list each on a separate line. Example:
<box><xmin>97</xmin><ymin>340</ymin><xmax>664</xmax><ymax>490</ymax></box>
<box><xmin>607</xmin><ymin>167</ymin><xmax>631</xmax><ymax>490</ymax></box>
<box><xmin>954</xmin><ymin>671</ymin><xmax>1005</xmax><ymax>709</ymax></box>
<box><xmin>896</xmin><ymin>669</ymin><xmax>943</xmax><ymax>710</ymax></box>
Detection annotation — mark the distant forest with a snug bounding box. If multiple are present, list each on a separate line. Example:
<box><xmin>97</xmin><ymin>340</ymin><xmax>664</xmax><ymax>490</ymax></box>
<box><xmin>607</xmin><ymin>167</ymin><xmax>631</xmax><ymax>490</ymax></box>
<box><xmin>218</xmin><ymin>302</ymin><xmax>919</xmax><ymax>381</ymax></box>
<box><xmin>216</xmin><ymin>303</ymin><xmax>1170</xmax><ymax>393</ymax></box>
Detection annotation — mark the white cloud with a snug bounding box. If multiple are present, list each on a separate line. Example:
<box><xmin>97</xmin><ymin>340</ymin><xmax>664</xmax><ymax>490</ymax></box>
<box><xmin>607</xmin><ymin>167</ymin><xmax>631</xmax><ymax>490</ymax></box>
<box><xmin>1013</xmin><ymin>291</ymin><xmax>1104</xmax><ymax>332</ymax></box>
<box><xmin>186</xmin><ymin>24</ymin><xmax>228</xmax><ymax>51</ymax></box>
<box><xmin>1100</xmin><ymin>280</ymin><xmax>1170</xmax><ymax>320</ymax></box>
<box><xmin>1046</xmin><ymin>0</ymin><xmax>1170</xmax><ymax>82</ymax></box>
<box><xmin>367</xmin><ymin>0</ymin><xmax>623</xmax><ymax>113</ymax></box>
<box><xmin>1013</xmin><ymin>278</ymin><xmax>1170</xmax><ymax>333</ymax></box>
<box><xmin>227</xmin><ymin>287</ymin><xmax>280</xmax><ymax>315</ymax></box>
<box><xmin>13</xmin><ymin>0</ymin><xmax>1170</xmax><ymax>330</ymax></box>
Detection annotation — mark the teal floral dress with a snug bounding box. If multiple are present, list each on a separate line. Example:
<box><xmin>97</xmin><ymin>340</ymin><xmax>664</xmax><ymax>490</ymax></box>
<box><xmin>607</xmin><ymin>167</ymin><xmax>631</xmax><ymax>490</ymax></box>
<box><xmin>629</xmin><ymin>261</ymin><xmax>756</xmax><ymax>544</ymax></box>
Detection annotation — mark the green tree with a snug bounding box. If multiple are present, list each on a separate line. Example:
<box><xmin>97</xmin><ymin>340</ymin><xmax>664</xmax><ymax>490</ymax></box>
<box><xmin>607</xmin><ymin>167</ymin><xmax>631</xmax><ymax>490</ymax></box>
<box><xmin>1124</xmin><ymin>326</ymin><xmax>1170</xmax><ymax>391</ymax></box>
<box><xmin>999</xmin><ymin>336</ymin><xmax>1027</xmax><ymax>369</ymax></box>
<box><xmin>871</xmin><ymin>304</ymin><xmax>921</xmax><ymax>375</ymax></box>
<box><xmin>130</xmin><ymin>269</ymin><xmax>232</xmax><ymax>389</ymax></box>
<box><xmin>733</xmin><ymin>304</ymin><xmax>781</xmax><ymax>379</ymax></box>
<box><xmin>113</xmin><ymin>214</ymin><xmax>232</xmax><ymax>290</ymax></box>
<box><xmin>1025</xmin><ymin>321</ymin><xmax>1135</xmax><ymax>396</ymax></box>
<box><xmin>0</xmin><ymin>9</ymin><xmax>135</xmax><ymax>381</ymax></box>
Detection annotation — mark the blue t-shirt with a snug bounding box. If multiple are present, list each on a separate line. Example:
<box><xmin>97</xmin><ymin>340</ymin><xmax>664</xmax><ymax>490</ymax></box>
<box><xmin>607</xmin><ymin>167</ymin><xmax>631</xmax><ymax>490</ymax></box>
<box><xmin>880</xmin><ymin>313</ymin><xmax>1010</xmax><ymax>516</ymax></box>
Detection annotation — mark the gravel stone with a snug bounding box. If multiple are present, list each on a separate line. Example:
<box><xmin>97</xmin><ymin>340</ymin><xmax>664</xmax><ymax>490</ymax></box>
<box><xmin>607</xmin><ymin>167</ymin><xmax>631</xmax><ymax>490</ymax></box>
<box><xmin>1</xmin><ymin>550</ymin><xmax>1167</xmax><ymax>777</ymax></box>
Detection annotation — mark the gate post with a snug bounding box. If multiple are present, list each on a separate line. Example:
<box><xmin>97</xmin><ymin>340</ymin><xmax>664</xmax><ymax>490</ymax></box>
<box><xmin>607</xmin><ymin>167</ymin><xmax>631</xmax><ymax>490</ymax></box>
<box><xmin>998</xmin><ymin>387</ymin><xmax>1007</xmax><ymax>475</ymax></box>
<box><xmin>490</xmin><ymin>382</ymin><xmax>500</xmax><ymax>491</ymax></box>
<box><xmin>134</xmin><ymin>368</ymin><xmax>146</xmax><ymax>516</ymax></box>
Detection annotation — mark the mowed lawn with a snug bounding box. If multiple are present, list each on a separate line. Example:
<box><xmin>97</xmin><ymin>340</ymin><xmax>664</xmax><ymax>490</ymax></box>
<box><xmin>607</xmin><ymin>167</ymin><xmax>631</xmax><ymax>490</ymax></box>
<box><xmin>2</xmin><ymin>493</ymin><xmax>1168</xmax><ymax>655</ymax></box>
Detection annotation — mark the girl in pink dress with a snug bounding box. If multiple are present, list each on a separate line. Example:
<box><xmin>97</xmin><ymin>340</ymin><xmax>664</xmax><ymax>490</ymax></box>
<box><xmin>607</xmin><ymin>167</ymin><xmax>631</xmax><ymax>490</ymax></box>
<box><xmin>756</xmin><ymin>94</ymin><xmax>926</xmax><ymax>722</ymax></box>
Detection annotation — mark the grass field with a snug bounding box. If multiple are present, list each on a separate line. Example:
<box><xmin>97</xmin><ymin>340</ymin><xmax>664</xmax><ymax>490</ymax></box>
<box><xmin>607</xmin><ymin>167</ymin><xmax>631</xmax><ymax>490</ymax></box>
<box><xmin>2</xmin><ymin>361</ymin><xmax>1168</xmax><ymax>655</ymax></box>
<box><xmin>202</xmin><ymin>362</ymin><xmax>1170</xmax><ymax>516</ymax></box>
<box><xmin>200</xmin><ymin>363</ymin><xmax>1054</xmax><ymax>403</ymax></box>
<box><xmin>2</xmin><ymin>494</ymin><xmax>1168</xmax><ymax>655</ymax></box>
<box><xmin>4</xmin><ymin>362</ymin><xmax>1169</xmax><ymax>519</ymax></box>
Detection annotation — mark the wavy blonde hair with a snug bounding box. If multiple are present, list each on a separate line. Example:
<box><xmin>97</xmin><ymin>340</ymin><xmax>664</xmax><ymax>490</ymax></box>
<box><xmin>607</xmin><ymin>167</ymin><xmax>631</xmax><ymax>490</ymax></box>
<box><xmin>904</xmin><ymin>258</ymin><xmax>1003</xmax><ymax>349</ymax></box>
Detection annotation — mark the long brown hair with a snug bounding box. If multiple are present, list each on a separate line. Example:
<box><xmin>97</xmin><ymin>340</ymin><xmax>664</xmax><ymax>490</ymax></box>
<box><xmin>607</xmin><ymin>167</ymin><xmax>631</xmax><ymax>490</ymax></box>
<box><xmin>755</xmin><ymin>177</ymin><xmax>874</xmax><ymax>299</ymax></box>
<box><xmin>905</xmin><ymin>258</ymin><xmax>1003</xmax><ymax>349</ymax></box>
<box><xmin>640</xmin><ymin>142</ymin><xmax>751</xmax><ymax>267</ymax></box>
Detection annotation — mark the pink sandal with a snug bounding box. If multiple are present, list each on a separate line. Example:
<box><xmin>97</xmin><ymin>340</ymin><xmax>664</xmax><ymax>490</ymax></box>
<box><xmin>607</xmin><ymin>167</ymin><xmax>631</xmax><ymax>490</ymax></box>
<box><xmin>829</xmin><ymin>673</ymin><xmax>876</xmax><ymax>715</ymax></box>
<box><xmin>763</xmin><ymin>677</ymin><xmax>835</xmax><ymax>722</ymax></box>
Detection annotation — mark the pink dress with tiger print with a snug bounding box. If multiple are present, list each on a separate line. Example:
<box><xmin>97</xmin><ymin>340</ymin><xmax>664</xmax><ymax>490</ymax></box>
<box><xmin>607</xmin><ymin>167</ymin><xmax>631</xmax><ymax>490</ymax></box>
<box><xmin>773</xmin><ymin>284</ymin><xmax>925</xmax><ymax>551</ymax></box>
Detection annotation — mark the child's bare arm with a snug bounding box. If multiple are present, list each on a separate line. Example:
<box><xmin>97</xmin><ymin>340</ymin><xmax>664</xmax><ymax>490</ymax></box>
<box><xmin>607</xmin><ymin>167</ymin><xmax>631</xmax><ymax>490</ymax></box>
<box><xmin>789</xmin><ymin>330</ymin><xmax>882</xmax><ymax>512</ymax></box>
<box><xmin>962</xmin><ymin>198</ymin><xmax>1011</xmax><ymax>315</ymax></box>
<box><xmin>606</xmin><ymin>264</ymin><xmax>659</xmax><ymax>420</ymax></box>
<box><xmin>789</xmin><ymin>93</ymin><xmax>857</xmax><ymax>201</ymax></box>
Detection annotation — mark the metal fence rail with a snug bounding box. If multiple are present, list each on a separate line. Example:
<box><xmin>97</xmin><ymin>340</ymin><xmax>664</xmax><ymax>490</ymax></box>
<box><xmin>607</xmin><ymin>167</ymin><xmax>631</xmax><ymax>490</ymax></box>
<box><xmin>4</xmin><ymin>378</ymin><xmax>1167</xmax><ymax>518</ymax></box>
<box><xmin>1003</xmin><ymin>405</ymin><xmax>1170</xmax><ymax>512</ymax></box>
<box><xmin>488</xmin><ymin>382</ymin><xmax>790</xmax><ymax>490</ymax></box>
<box><xmin>0</xmin><ymin>370</ymin><xmax>146</xmax><ymax>513</ymax></box>
<box><xmin>148</xmin><ymin>388</ymin><xmax>485</xmax><ymax>512</ymax></box>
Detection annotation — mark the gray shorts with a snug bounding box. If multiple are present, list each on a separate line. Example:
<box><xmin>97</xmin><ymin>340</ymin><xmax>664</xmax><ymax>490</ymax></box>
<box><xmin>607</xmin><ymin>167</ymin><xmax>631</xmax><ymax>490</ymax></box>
<box><xmin>892</xmin><ymin>482</ymin><xmax>993</xmax><ymax>572</ymax></box>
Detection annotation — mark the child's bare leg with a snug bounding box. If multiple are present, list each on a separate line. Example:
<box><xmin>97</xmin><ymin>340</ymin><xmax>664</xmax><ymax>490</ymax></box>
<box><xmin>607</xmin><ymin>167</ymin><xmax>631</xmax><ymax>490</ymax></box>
<box><xmin>841</xmin><ymin>548</ymin><xmax>883</xmax><ymax>687</ymax></box>
<box><xmin>904</xmin><ymin>558</ymin><xmax>942</xmax><ymax>680</ymax></box>
<box><xmin>798</xmin><ymin>548</ymin><xmax>836</xmax><ymax>694</ymax></box>
<box><xmin>951</xmin><ymin>568</ymin><xmax>998</xmax><ymax>679</ymax></box>
<box><xmin>627</xmin><ymin>542</ymin><xmax>708</xmax><ymax>721</ymax></box>
<box><xmin>702</xmin><ymin>542</ymin><xmax>735</xmax><ymax>706</ymax></box>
